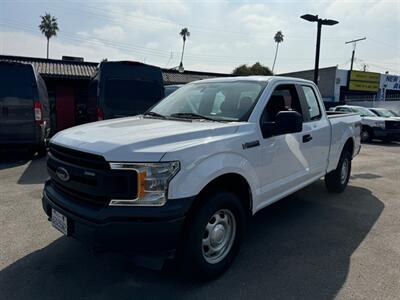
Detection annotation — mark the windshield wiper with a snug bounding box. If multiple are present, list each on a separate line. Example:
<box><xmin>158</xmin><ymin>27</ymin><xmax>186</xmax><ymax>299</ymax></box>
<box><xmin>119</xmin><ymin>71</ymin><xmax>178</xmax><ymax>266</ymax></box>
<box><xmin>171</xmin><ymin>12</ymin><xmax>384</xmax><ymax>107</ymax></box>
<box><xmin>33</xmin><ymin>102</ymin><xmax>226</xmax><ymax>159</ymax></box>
<box><xmin>169</xmin><ymin>112</ymin><xmax>220</xmax><ymax>122</ymax></box>
<box><xmin>143</xmin><ymin>111</ymin><xmax>167</xmax><ymax>119</ymax></box>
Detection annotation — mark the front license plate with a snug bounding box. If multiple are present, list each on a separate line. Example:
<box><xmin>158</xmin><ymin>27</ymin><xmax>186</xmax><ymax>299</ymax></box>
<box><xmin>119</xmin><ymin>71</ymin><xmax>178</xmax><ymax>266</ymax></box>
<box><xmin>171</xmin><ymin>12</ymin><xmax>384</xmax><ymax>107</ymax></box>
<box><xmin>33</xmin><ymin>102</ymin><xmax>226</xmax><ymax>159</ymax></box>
<box><xmin>51</xmin><ymin>208</ymin><xmax>68</xmax><ymax>235</ymax></box>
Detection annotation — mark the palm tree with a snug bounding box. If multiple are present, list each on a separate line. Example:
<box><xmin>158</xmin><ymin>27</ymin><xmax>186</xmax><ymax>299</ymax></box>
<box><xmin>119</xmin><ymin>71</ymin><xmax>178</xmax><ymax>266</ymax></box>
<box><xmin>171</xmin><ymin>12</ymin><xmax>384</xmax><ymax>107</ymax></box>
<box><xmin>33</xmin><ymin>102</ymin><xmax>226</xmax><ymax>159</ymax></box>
<box><xmin>179</xmin><ymin>27</ymin><xmax>190</xmax><ymax>70</ymax></box>
<box><xmin>271</xmin><ymin>31</ymin><xmax>284</xmax><ymax>73</ymax></box>
<box><xmin>39</xmin><ymin>13</ymin><xmax>59</xmax><ymax>59</ymax></box>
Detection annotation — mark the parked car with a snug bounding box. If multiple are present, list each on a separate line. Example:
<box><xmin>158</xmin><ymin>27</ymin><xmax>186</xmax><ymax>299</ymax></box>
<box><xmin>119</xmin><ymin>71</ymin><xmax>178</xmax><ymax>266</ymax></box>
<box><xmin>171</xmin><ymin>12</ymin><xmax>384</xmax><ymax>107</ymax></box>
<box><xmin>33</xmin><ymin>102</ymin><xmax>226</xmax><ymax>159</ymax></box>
<box><xmin>88</xmin><ymin>61</ymin><xmax>164</xmax><ymax>121</ymax></box>
<box><xmin>0</xmin><ymin>61</ymin><xmax>50</xmax><ymax>154</ymax></box>
<box><xmin>368</xmin><ymin>107</ymin><xmax>400</xmax><ymax>120</ymax></box>
<box><xmin>43</xmin><ymin>76</ymin><xmax>361</xmax><ymax>278</ymax></box>
<box><xmin>164</xmin><ymin>84</ymin><xmax>183</xmax><ymax>98</ymax></box>
<box><xmin>331</xmin><ymin>105</ymin><xmax>400</xmax><ymax>142</ymax></box>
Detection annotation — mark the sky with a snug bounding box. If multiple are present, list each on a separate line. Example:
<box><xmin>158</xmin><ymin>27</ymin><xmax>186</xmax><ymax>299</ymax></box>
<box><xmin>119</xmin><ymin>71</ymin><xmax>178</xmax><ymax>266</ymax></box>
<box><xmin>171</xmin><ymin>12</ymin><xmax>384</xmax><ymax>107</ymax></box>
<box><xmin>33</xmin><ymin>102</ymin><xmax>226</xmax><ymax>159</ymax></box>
<box><xmin>0</xmin><ymin>0</ymin><xmax>399</xmax><ymax>74</ymax></box>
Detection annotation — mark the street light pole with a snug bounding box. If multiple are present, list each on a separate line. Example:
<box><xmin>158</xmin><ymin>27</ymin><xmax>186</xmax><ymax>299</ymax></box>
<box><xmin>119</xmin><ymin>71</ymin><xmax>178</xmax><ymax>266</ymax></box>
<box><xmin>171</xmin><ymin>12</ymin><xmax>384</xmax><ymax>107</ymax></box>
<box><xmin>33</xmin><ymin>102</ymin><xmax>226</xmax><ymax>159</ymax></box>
<box><xmin>314</xmin><ymin>20</ymin><xmax>322</xmax><ymax>85</ymax></box>
<box><xmin>300</xmin><ymin>14</ymin><xmax>339</xmax><ymax>86</ymax></box>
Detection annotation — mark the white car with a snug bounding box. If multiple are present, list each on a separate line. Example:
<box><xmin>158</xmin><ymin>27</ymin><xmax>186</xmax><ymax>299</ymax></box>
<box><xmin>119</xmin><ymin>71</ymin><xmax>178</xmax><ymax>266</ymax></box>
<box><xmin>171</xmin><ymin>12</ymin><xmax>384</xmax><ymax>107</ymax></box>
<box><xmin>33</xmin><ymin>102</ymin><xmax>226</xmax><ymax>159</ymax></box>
<box><xmin>332</xmin><ymin>105</ymin><xmax>400</xmax><ymax>142</ymax></box>
<box><xmin>43</xmin><ymin>76</ymin><xmax>361</xmax><ymax>278</ymax></box>
<box><xmin>368</xmin><ymin>107</ymin><xmax>400</xmax><ymax>121</ymax></box>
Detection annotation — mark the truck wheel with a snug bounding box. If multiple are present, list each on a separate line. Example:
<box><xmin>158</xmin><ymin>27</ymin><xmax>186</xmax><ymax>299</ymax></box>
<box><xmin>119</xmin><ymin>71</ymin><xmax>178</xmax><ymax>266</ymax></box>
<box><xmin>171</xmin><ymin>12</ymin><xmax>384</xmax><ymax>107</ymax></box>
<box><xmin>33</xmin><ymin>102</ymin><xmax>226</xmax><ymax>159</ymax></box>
<box><xmin>360</xmin><ymin>127</ymin><xmax>372</xmax><ymax>143</ymax></box>
<box><xmin>179</xmin><ymin>189</ymin><xmax>246</xmax><ymax>279</ymax></box>
<box><xmin>325</xmin><ymin>151</ymin><xmax>352</xmax><ymax>193</ymax></box>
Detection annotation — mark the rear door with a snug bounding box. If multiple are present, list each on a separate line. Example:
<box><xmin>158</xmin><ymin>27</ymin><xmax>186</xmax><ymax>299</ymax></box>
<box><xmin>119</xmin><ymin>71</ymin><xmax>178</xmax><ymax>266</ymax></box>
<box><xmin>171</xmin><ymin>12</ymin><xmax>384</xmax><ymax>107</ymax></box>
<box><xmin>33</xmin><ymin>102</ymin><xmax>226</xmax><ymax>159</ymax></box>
<box><xmin>297</xmin><ymin>84</ymin><xmax>331</xmax><ymax>176</ymax></box>
<box><xmin>0</xmin><ymin>63</ymin><xmax>36</xmax><ymax>144</ymax></box>
<box><xmin>103</xmin><ymin>78</ymin><xmax>163</xmax><ymax>118</ymax></box>
<box><xmin>99</xmin><ymin>62</ymin><xmax>164</xmax><ymax>119</ymax></box>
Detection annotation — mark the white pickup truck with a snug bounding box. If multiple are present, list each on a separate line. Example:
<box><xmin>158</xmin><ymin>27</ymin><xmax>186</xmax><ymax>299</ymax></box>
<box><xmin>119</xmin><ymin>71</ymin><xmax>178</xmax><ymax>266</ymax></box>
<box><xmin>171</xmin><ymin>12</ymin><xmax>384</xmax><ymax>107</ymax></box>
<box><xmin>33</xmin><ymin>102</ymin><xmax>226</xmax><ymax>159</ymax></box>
<box><xmin>43</xmin><ymin>76</ymin><xmax>361</xmax><ymax>278</ymax></box>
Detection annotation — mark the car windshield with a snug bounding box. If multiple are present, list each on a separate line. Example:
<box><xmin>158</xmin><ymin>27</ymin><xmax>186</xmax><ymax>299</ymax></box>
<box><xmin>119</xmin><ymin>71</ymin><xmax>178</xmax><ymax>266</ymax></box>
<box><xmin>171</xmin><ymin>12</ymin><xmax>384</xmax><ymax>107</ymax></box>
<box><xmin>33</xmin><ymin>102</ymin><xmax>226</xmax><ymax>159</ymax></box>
<box><xmin>373</xmin><ymin>109</ymin><xmax>398</xmax><ymax>118</ymax></box>
<box><xmin>148</xmin><ymin>81</ymin><xmax>266</xmax><ymax>122</ymax></box>
<box><xmin>351</xmin><ymin>107</ymin><xmax>377</xmax><ymax>117</ymax></box>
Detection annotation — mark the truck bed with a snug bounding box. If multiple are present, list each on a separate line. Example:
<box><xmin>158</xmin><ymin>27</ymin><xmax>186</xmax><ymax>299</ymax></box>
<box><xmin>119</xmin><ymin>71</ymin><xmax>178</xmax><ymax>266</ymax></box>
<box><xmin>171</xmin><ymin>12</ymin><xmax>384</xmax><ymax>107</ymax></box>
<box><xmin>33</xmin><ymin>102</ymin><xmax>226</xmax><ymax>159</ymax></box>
<box><xmin>326</xmin><ymin>111</ymin><xmax>361</xmax><ymax>173</ymax></box>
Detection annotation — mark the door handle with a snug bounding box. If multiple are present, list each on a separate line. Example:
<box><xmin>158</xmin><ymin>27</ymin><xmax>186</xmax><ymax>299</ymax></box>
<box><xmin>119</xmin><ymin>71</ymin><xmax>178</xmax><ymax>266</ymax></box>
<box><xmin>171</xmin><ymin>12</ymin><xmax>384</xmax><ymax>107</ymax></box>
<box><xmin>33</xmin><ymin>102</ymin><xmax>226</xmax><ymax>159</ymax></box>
<box><xmin>302</xmin><ymin>134</ymin><xmax>313</xmax><ymax>143</ymax></box>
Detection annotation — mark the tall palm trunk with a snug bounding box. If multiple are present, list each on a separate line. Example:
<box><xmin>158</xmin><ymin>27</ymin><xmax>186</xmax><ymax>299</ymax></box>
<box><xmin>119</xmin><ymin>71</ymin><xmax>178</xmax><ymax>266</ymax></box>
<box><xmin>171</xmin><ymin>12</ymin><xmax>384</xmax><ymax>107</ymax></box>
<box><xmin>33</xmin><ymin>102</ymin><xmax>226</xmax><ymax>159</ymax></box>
<box><xmin>272</xmin><ymin>42</ymin><xmax>279</xmax><ymax>73</ymax></box>
<box><xmin>180</xmin><ymin>39</ymin><xmax>186</xmax><ymax>66</ymax></box>
<box><xmin>46</xmin><ymin>37</ymin><xmax>49</xmax><ymax>59</ymax></box>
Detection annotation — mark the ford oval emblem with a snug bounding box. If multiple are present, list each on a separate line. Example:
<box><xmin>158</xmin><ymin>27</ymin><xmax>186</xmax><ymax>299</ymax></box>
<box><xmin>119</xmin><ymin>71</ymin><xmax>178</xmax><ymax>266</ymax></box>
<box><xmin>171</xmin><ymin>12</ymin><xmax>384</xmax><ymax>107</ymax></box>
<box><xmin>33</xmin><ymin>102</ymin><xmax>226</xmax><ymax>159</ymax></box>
<box><xmin>56</xmin><ymin>167</ymin><xmax>70</xmax><ymax>182</ymax></box>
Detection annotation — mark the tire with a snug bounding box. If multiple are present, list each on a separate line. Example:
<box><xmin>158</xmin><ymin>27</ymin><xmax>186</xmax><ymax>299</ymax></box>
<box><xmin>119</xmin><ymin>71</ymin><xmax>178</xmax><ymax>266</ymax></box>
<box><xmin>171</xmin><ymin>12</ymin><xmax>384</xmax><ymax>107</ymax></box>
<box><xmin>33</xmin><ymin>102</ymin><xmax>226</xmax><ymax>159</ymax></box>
<box><xmin>360</xmin><ymin>127</ymin><xmax>372</xmax><ymax>143</ymax></box>
<box><xmin>178</xmin><ymin>189</ymin><xmax>246</xmax><ymax>280</ymax></box>
<box><xmin>325</xmin><ymin>151</ymin><xmax>352</xmax><ymax>193</ymax></box>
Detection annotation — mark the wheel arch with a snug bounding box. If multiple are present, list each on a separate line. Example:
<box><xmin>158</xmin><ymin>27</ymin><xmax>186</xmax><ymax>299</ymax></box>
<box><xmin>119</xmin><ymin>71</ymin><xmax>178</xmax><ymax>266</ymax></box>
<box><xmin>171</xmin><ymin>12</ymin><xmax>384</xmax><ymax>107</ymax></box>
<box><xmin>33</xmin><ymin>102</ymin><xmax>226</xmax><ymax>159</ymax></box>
<box><xmin>188</xmin><ymin>172</ymin><xmax>253</xmax><ymax>218</ymax></box>
<box><xmin>343</xmin><ymin>137</ymin><xmax>355</xmax><ymax>157</ymax></box>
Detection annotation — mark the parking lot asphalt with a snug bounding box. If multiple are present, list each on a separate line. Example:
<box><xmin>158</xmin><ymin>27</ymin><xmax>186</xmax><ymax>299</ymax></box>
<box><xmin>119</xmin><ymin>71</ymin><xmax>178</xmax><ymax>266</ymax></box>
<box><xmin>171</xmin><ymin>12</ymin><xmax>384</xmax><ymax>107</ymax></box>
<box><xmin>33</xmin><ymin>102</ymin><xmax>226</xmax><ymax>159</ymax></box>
<box><xmin>1</xmin><ymin>143</ymin><xmax>399</xmax><ymax>300</ymax></box>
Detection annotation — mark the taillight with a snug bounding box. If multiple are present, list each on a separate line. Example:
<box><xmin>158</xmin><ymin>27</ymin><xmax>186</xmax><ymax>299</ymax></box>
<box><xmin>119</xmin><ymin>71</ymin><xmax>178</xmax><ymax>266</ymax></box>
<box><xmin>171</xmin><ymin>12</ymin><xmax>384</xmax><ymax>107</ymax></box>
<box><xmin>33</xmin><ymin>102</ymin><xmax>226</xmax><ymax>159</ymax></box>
<box><xmin>34</xmin><ymin>101</ymin><xmax>43</xmax><ymax>124</ymax></box>
<box><xmin>96</xmin><ymin>107</ymin><xmax>104</xmax><ymax>121</ymax></box>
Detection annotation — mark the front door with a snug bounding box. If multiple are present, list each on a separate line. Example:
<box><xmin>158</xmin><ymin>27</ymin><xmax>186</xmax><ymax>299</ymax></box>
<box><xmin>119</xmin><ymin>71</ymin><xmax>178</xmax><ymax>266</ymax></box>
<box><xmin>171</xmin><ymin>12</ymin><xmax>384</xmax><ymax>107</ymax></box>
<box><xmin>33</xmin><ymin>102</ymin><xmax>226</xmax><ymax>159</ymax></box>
<box><xmin>255</xmin><ymin>84</ymin><xmax>310</xmax><ymax>211</ymax></box>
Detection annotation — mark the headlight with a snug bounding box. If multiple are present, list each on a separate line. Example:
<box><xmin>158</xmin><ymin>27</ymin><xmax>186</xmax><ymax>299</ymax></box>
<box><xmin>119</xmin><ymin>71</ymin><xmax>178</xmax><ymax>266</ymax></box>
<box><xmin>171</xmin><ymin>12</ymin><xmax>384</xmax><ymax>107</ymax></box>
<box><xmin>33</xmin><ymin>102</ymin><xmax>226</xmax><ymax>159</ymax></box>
<box><xmin>374</xmin><ymin>121</ymin><xmax>385</xmax><ymax>129</ymax></box>
<box><xmin>109</xmin><ymin>161</ymin><xmax>180</xmax><ymax>206</ymax></box>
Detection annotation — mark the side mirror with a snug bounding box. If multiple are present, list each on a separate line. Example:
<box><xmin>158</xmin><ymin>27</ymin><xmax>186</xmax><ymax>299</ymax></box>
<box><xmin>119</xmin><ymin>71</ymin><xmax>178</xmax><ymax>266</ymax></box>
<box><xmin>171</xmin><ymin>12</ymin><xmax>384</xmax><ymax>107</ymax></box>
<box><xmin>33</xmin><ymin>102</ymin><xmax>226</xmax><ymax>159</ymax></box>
<box><xmin>275</xmin><ymin>111</ymin><xmax>303</xmax><ymax>135</ymax></box>
<box><xmin>262</xmin><ymin>111</ymin><xmax>303</xmax><ymax>137</ymax></box>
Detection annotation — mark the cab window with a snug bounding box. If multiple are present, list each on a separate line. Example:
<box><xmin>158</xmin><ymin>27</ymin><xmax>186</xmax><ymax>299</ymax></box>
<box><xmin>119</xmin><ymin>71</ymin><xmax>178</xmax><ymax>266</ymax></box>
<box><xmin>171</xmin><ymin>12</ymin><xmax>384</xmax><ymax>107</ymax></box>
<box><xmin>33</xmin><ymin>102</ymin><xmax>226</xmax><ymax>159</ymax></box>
<box><xmin>260</xmin><ymin>84</ymin><xmax>304</xmax><ymax>124</ymax></box>
<box><xmin>301</xmin><ymin>85</ymin><xmax>321</xmax><ymax>121</ymax></box>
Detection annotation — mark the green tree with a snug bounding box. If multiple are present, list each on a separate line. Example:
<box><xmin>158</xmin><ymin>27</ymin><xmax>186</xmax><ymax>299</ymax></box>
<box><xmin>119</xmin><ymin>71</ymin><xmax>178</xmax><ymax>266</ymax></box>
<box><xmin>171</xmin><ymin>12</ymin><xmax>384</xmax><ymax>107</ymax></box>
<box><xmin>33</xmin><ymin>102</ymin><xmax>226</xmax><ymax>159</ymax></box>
<box><xmin>271</xmin><ymin>31</ymin><xmax>284</xmax><ymax>73</ymax></box>
<box><xmin>179</xmin><ymin>27</ymin><xmax>190</xmax><ymax>69</ymax></box>
<box><xmin>39</xmin><ymin>13</ymin><xmax>59</xmax><ymax>59</ymax></box>
<box><xmin>232</xmin><ymin>62</ymin><xmax>273</xmax><ymax>76</ymax></box>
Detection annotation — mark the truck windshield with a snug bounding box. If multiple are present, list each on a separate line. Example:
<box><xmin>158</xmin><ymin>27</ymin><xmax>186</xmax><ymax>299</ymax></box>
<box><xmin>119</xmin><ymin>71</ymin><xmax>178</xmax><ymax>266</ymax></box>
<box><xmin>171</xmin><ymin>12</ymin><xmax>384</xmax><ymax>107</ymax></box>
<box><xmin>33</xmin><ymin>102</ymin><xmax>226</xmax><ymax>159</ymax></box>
<box><xmin>149</xmin><ymin>81</ymin><xmax>266</xmax><ymax>121</ymax></box>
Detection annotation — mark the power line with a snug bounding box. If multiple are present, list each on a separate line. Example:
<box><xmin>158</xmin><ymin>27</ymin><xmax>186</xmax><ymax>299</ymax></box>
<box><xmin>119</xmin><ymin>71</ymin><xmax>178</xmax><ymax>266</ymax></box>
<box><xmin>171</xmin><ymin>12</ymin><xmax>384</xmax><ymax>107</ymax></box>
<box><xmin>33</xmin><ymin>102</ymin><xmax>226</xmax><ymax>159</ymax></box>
<box><xmin>0</xmin><ymin>19</ymin><xmax>347</xmax><ymax>65</ymax></box>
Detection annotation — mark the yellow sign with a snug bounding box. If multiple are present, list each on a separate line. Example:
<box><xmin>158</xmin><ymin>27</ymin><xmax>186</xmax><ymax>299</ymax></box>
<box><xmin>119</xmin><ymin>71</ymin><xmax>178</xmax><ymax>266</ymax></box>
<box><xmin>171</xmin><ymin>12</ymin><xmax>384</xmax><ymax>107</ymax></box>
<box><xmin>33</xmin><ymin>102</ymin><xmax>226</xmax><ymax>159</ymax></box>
<box><xmin>348</xmin><ymin>70</ymin><xmax>380</xmax><ymax>92</ymax></box>
<box><xmin>349</xmin><ymin>71</ymin><xmax>380</xmax><ymax>83</ymax></box>
<box><xmin>349</xmin><ymin>81</ymin><xmax>380</xmax><ymax>92</ymax></box>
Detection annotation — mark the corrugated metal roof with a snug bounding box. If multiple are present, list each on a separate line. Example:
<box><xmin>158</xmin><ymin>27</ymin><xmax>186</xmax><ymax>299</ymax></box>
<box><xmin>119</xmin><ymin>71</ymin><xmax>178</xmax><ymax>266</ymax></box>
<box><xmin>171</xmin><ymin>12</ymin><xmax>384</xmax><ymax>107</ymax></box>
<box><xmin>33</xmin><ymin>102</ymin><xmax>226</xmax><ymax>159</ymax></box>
<box><xmin>0</xmin><ymin>55</ymin><xmax>98</xmax><ymax>79</ymax></box>
<box><xmin>0</xmin><ymin>55</ymin><xmax>229</xmax><ymax>83</ymax></box>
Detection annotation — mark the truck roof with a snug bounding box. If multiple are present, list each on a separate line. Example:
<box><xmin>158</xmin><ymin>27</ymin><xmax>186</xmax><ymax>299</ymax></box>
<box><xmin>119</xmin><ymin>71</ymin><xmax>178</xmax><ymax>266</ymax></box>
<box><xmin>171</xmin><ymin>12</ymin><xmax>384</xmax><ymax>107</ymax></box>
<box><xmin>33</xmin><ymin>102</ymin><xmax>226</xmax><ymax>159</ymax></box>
<box><xmin>191</xmin><ymin>75</ymin><xmax>316</xmax><ymax>85</ymax></box>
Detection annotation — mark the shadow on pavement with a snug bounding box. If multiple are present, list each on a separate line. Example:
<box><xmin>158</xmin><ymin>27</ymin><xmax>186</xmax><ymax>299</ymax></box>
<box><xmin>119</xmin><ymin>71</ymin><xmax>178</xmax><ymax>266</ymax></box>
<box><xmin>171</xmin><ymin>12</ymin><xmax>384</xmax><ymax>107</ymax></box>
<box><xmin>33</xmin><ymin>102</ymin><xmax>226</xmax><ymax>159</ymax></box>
<box><xmin>0</xmin><ymin>181</ymin><xmax>384</xmax><ymax>300</ymax></box>
<box><xmin>367</xmin><ymin>140</ymin><xmax>400</xmax><ymax>147</ymax></box>
<box><xmin>17</xmin><ymin>155</ymin><xmax>48</xmax><ymax>185</ymax></box>
<box><xmin>351</xmin><ymin>173</ymin><xmax>382</xmax><ymax>180</ymax></box>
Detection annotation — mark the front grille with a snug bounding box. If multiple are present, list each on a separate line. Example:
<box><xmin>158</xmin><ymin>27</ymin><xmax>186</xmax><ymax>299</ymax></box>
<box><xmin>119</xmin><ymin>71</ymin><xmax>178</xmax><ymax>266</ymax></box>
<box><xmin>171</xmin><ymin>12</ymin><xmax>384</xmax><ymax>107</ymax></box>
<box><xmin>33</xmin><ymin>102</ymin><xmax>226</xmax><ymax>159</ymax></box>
<box><xmin>52</xmin><ymin>181</ymin><xmax>109</xmax><ymax>206</ymax></box>
<box><xmin>47</xmin><ymin>144</ymin><xmax>137</xmax><ymax>206</ymax></box>
<box><xmin>49</xmin><ymin>143</ymin><xmax>109</xmax><ymax>170</ymax></box>
<box><xmin>385</xmin><ymin>120</ymin><xmax>400</xmax><ymax>130</ymax></box>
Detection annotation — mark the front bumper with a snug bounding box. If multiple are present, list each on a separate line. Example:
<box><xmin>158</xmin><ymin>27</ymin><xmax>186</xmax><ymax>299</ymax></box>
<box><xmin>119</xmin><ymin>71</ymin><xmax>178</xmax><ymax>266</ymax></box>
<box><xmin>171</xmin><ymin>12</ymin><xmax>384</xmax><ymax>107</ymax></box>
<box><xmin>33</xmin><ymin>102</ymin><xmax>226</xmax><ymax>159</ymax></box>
<box><xmin>42</xmin><ymin>180</ymin><xmax>195</xmax><ymax>258</ymax></box>
<box><xmin>372</xmin><ymin>127</ymin><xmax>400</xmax><ymax>141</ymax></box>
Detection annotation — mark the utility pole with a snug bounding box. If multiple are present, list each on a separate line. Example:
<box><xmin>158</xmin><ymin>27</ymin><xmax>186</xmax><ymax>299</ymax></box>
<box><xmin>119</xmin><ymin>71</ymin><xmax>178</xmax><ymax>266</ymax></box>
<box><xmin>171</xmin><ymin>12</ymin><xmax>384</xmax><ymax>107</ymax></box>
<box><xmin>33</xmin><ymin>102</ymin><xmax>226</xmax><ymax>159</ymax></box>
<box><xmin>345</xmin><ymin>37</ymin><xmax>366</xmax><ymax>71</ymax></box>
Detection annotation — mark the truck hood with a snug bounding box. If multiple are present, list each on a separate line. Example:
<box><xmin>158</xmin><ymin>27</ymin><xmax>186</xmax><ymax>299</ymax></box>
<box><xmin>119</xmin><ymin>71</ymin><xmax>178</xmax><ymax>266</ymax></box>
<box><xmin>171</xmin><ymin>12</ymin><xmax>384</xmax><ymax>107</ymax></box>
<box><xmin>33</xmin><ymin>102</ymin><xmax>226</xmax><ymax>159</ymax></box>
<box><xmin>51</xmin><ymin>116</ymin><xmax>240</xmax><ymax>162</ymax></box>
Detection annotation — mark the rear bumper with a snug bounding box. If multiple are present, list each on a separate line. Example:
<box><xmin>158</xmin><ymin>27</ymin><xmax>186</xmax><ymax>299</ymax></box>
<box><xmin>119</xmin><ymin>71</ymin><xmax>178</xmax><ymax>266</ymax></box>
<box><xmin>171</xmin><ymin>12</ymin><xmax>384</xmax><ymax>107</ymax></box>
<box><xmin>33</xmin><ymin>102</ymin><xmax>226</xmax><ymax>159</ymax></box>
<box><xmin>372</xmin><ymin>127</ymin><xmax>400</xmax><ymax>140</ymax></box>
<box><xmin>42</xmin><ymin>180</ymin><xmax>195</xmax><ymax>257</ymax></box>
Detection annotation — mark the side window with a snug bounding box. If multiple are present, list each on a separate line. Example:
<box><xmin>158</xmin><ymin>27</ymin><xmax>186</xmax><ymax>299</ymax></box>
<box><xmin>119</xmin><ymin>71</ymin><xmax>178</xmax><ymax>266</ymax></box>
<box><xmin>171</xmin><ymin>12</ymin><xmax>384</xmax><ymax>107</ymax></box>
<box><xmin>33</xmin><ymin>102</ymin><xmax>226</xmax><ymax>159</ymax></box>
<box><xmin>336</xmin><ymin>107</ymin><xmax>350</xmax><ymax>112</ymax></box>
<box><xmin>260</xmin><ymin>84</ymin><xmax>304</xmax><ymax>124</ymax></box>
<box><xmin>302</xmin><ymin>85</ymin><xmax>321</xmax><ymax>121</ymax></box>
